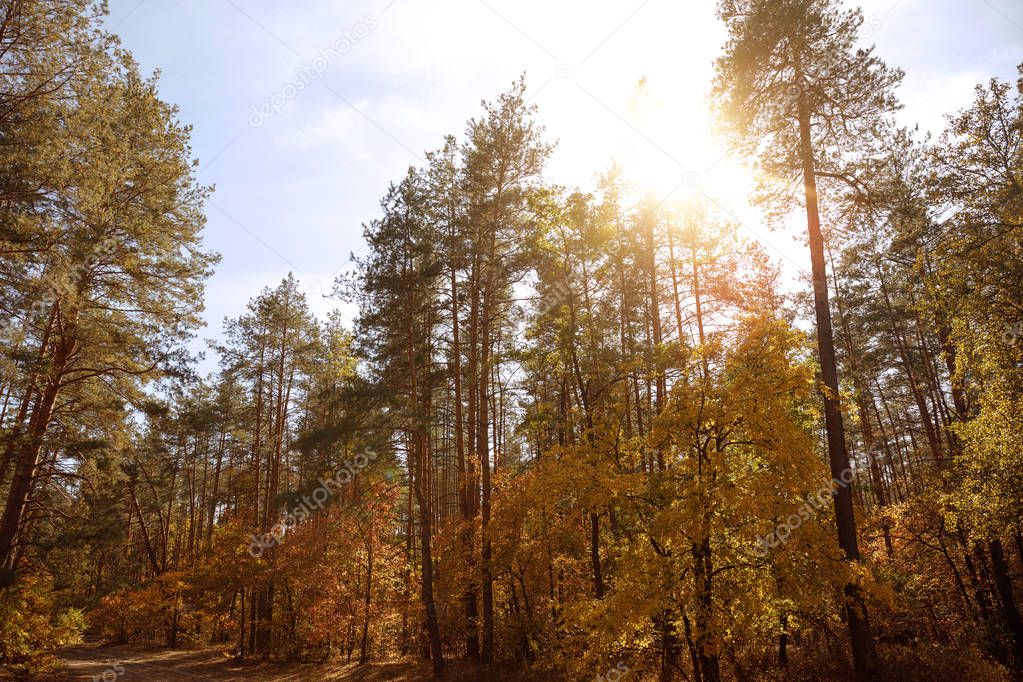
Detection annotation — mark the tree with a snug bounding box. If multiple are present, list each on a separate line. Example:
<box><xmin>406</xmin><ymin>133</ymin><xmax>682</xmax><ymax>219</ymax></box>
<box><xmin>929</xmin><ymin>69</ymin><xmax>1023</xmax><ymax>660</ymax></box>
<box><xmin>712</xmin><ymin>1</ymin><xmax>903</xmax><ymax>676</ymax></box>
<box><xmin>0</xmin><ymin>27</ymin><xmax>216</xmax><ymax>582</ymax></box>
<box><xmin>353</xmin><ymin>170</ymin><xmax>447</xmax><ymax>673</ymax></box>
<box><xmin>215</xmin><ymin>275</ymin><xmax>318</xmax><ymax>656</ymax></box>
<box><xmin>6</xmin><ymin>7</ymin><xmax>1023</xmax><ymax>676</ymax></box>
<box><xmin>457</xmin><ymin>77</ymin><xmax>551</xmax><ymax>663</ymax></box>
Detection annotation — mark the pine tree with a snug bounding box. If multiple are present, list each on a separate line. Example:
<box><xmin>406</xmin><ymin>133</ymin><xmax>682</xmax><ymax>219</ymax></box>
<box><xmin>712</xmin><ymin>1</ymin><xmax>904</xmax><ymax>676</ymax></box>
<box><xmin>0</xmin><ymin>23</ymin><xmax>216</xmax><ymax>583</ymax></box>
<box><xmin>457</xmin><ymin>77</ymin><xmax>551</xmax><ymax>663</ymax></box>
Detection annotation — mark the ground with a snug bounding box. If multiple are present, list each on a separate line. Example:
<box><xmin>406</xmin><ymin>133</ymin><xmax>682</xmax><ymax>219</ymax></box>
<box><xmin>10</xmin><ymin>643</ymin><xmax>551</xmax><ymax>681</ymax></box>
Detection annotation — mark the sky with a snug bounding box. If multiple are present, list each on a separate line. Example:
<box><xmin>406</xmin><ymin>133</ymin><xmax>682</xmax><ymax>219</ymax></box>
<box><xmin>103</xmin><ymin>0</ymin><xmax>1023</xmax><ymax>373</ymax></box>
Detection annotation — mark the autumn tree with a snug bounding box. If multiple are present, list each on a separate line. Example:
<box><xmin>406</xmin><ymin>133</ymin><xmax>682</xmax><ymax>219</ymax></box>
<box><xmin>928</xmin><ymin>69</ymin><xmax>1023</xmax><ymax>661</ymax></box>
<box><xmin>712</xmin><ymin>0</ymin><xmax>905</xmax><ymax>676</ymax></box>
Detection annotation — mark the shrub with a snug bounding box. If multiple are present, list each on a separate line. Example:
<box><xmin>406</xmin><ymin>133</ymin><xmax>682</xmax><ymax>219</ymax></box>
<box><xmin>0</xmin><ymin>576</ymin><xmax>85</xmax><ymax>675</ymax></box>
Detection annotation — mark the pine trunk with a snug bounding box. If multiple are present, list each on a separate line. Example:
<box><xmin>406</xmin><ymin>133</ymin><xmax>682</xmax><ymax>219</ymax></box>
<box><xmin>796</xmin><ymin>80</ymin><xmax>879</xmax><ymax>680</ymax></box>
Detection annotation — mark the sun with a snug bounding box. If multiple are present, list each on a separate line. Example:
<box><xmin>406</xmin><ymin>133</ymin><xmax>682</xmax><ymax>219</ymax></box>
<box><xmin>627</xmin><ymin>78</ymin><xmax>754</xmax><ymax>201</ymax></box>
<box><xmin>546</xmin><ymin>74</ymin><xmax>754</xmax><ymax>211</ymax></box>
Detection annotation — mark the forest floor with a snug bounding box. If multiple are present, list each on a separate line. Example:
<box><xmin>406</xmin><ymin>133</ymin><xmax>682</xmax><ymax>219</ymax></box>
<box><xmin>32</xmin><ymin>642</ymin><xmax>548</xmax><ymax>681</ymax></box>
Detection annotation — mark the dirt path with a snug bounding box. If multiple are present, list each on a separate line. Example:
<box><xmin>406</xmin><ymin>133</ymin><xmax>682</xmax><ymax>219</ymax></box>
<box><xmin>35</xmin><ymin>643</ymin><xmax>548</xmax><ymax>681</ymax></box>
<box><xmin>43</xmin><ymin>643</ymin><xmax>420</xmax><ymax>681</ymax></box>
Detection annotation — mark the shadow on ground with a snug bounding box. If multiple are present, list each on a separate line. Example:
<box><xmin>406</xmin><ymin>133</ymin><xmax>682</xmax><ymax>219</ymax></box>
<box><xmin>27</xmin><ymin>643</ymin><xmax>553</xmax><ymax>681</ymax></box>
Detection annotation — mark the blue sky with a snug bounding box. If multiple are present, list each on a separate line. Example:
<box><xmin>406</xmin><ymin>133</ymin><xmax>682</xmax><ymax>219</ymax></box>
<box><xmin>104</xmin><ymin>0</ymin><xmax>1023</xmax><ymax>373</ymax></box>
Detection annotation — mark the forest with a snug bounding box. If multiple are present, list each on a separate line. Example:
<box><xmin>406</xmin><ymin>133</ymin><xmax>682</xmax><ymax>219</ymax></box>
<box><xmin>1</xmin><ymin>0</ymin><xmax>1022</xmax><ymax>680</ymax></box>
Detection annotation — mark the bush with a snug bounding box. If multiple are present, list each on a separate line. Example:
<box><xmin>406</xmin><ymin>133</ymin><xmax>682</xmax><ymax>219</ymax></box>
<box><xmin>0</xmin><ymin>576</ymin><xmax>85</xmax><ymax>675</ymax></box>
<box><xmin>89</xmin><ymin>572</ymin><xmax>186</xmax><ymax>646</ymax></box>
<box><xmin>878</xmin><ymin>642</ymin><xmax>1010</xmax><ymax>681</ymax></box>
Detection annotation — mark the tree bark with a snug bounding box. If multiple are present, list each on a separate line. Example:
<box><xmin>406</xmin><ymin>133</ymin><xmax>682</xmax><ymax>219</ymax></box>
<box><xmin>796</xmin><ymin>77</ymin><xmax>879</xmax><ymax>680</ymax></box>
<box><xmin>989</xmin><ymin>538</ymin><xmax>1023</xmax><ymax>659</ymax></box>
<box><xmin>478</xmin><ymin>295</ymin><xmax>495</xmax><ymax>663</ymax></box>
<box><xmin>359</xmin><ymin>534</ymin><xmax>373</xmax><ymax>664</ymax></box>
<box><xmin>0</xmin><ymin>328</ymin><xmax>74</xmax><ymax>577</ymax></box>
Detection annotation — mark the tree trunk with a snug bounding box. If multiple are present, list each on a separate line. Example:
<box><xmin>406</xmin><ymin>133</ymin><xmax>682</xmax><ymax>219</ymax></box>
<box><xmin>693</xmin><ymin>524</ymin><xmax>719</xmax><ymax>682</ymax></box>
<box><xmin>405</xmin><ymin>292</ymin><xmax>444</xmax><ymax>675</ymax></box>
<box><xmin>450</xmin><ymin>262</ymin><xmax>480</xmax><ymax>660</ymax></box>
<box><xmin>359</xmin><ymin>535</ymin><xmax>373</xmax><ymax>664</ymax></box>
<box><xmin>479</xmin><ymin>299</ymin><xmax>495</xmax><ymax>663</ymax></box>
<box><xmin>796</xmin><ymin>77</ymin><xmax>879</xmax><ymax>680</ymax></box>
<box><xmin>414</xmin><ymin>431</ymin><xmax>444</xmax><ymax>675</ymax></box>
<box><xmin>0</xmin><ymin>331</ymin><xmax>73</xmax><ymax>577</ymax></box>
<box><xmin>989</xmin><ymin>538</ymin><xmax>1023</xmax><ymax>659</ymax></box>
<box><xmin>589</xmin><ymin>512</ymin><xmax>604</xmax><ymax>599</ymax></box>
